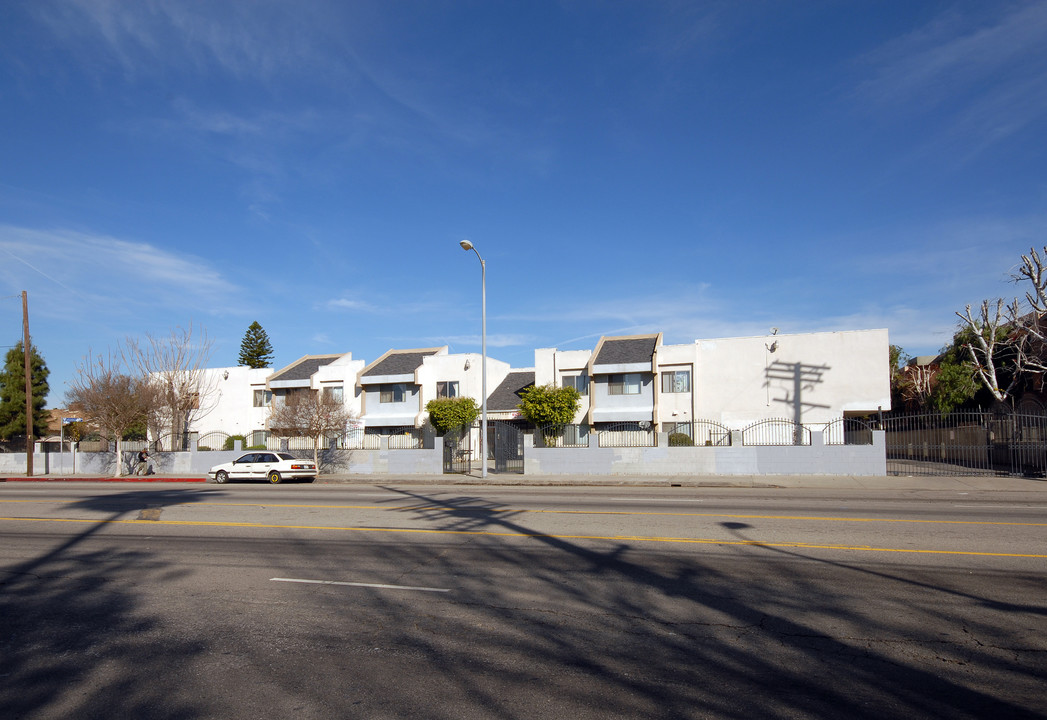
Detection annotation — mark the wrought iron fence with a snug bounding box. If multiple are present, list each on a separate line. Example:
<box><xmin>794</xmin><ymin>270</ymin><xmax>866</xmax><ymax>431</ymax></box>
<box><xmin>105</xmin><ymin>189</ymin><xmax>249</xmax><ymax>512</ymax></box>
<box><xmin>663</xmin><ymin>420</ymin><xmax>733</xmax><ymax>447</ymax></box>
<box><xmin>534</xmin><ymin>423</ymin><xmax>589</xmax><ymax>448</ymax></box>
<box><xmin>196</xmin><ymin>431</ymin><xmax>232</xmax><ymax>451</ymax></box>
<box><xmin>742</xmin><ymin>418</ymin><xmax>811</xmax><ymax>446</ymax></box>
<box><xmin>882</xmin><ymin>410</ymin><xmax>1047</xmax><ymax>477</ymax></box>
<box><xmin>0</xmin><ymin>436</ymin><xmax>28</xmax><ymax>453</ymax></box>
<box><xmin>823</xmin><ymin>418</ymin><xmax>874</xmax><ymax>446</ymax></box>
<box><xmin>597</xmin><ymin>422</ymin><xmax>657</xmax><ymax>448</ymax></box>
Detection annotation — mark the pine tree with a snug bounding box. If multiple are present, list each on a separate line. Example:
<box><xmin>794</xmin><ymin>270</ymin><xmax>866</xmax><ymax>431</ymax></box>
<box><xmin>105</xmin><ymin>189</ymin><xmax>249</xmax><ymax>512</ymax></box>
<box><xmin>0</xmin><ymin>342</ymin><xmax>50</xmax><ymax>440</ymax></box>
<box><xmin>238</xmin><ymin>322</ymin><xmax>274</xmax><ymax>368</ymax></box>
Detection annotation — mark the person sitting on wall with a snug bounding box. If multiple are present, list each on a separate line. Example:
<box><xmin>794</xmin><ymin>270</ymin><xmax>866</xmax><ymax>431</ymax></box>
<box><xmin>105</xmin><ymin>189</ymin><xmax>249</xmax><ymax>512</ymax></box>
<box><xmin>136</xmin><ymin>448</ymin><xmax>153</xmax><ymax>476</ymax></box>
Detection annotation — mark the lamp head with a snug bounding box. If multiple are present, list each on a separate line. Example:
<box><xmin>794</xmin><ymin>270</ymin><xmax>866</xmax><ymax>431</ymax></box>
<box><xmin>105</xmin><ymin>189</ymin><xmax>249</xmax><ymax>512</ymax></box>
<box><xmin>459</xmin><ymin>239</ymin><xmax>474</xmax><ymax>251</ymax></box>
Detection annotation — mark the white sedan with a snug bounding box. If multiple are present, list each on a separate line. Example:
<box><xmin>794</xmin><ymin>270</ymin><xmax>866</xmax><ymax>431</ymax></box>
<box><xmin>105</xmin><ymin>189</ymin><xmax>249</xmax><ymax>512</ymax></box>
<box><xmin>208</xmin><ymin>452</ymin><xmax>318</xmax><ymax>484</ymax></box>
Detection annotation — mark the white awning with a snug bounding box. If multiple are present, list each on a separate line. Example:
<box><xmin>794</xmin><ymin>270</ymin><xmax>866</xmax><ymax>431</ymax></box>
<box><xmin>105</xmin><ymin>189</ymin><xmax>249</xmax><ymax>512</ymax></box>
<box><xmin>591</xmin><ymin>408</ymin><xmax>653</xmax><ymax>423</ymax></box>
<box><xmin>361</xmin><ymin>413</ymin><xmax>421</xmax><ymax>427</ymax></box>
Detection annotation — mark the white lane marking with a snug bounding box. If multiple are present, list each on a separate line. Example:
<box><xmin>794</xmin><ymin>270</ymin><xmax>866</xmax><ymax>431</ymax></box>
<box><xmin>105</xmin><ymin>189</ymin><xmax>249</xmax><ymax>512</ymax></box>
<box><xmin>955</xmin><ymin>505</ymin><xmax>1047</xmax><ymax>509</ymax></box>
<box><xmin>271</xmin><ymin>577</ymin><xmax>450</xmax><ymax>593</ymax></box>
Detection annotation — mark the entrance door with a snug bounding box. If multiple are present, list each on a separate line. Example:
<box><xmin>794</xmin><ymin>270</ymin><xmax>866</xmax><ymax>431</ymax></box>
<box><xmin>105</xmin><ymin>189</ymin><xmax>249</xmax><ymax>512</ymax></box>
<box><xmin>443</xmin><ymin>427</ymin><xmax>472</xmax><ymax>474</ymax></box>
<box><xmin>489</xmin><ymin>421</ymin><xmax>524</xmax><ymax>474</ymax></box>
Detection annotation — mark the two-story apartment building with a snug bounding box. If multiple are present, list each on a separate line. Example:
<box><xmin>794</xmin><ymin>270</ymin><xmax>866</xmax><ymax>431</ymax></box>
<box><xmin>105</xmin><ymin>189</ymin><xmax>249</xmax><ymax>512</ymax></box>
<box><xmin>533</xmin><ymin>329</ymin><xmax>890</xmax><ymax>433</ymax></box>
<box><xmin>187</xmin><ymin>328</ymin><xmax>890</xmax><ymax>441</ymax></box>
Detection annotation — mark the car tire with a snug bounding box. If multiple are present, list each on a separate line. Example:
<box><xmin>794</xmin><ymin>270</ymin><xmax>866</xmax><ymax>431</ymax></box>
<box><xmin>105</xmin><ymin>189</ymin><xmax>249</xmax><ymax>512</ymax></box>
<box><xmin>215</xmin><ymin>470</ymin><xmax>228</xmax><ymax>484</ymax></box>
<box><xmin>268</xmin><ymin>471</ymin><xmax>282</xmax><ymax>484</ymax></box>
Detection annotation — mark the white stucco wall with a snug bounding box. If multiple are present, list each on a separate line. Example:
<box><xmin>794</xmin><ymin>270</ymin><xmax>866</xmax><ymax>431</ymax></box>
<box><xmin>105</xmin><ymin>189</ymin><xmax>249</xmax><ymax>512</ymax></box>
<box><xmin>312</xmin><ymin>354</ymin><xmax>366</xmax><ymax>419</ymax></box>
<box><xmin>416</xmin><ymin>353</ymin><xmax>511</xmax><ymax>413</ymax></box>
<box><xmin>192</xmin><ymin>366</ymin><xmax>273</xmax><ymax>436</ymax></box>
<box><xmin>535</xmin><ymin>348</ymin><xmax>593</xmax><ymax>423</ymax></box>
<box><xmin>694</xmin><ymin>329</ymin><xmax>890</xmax><ymax>427</ymax></box>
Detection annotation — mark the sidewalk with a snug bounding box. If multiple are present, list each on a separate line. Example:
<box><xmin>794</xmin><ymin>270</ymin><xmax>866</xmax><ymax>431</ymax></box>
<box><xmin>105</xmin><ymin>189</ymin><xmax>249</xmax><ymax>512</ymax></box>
<box><xmin>3</xmin><ymin>472</ymin><xmax>1046</xmax><ymax>492</ymax></box>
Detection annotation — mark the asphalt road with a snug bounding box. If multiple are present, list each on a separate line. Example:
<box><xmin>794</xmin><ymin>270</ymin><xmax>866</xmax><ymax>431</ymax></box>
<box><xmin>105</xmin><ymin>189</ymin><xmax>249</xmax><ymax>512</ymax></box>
<box><xmin>1</xmin><ymin>483</ymin><xmax>1045</xmax><ymax>719</ymax></box>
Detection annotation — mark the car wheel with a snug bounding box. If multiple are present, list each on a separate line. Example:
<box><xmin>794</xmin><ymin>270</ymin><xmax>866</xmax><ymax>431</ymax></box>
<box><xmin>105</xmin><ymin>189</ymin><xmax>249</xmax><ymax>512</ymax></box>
<box><xmin>268</xmin><ymin>471</ymin><xmax>282</xmax><ymax>484</ymax></box>
<box><xmin>215</xmin><ymin>470</ymin><xmax>228</xmax><ymax>484</ymax></box>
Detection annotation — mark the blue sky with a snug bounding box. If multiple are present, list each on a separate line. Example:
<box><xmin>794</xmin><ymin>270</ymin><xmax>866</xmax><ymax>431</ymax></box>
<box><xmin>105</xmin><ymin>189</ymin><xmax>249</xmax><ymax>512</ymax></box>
<box><xmin>2</xmin><ymin>1</ymin><xmax>1046</xmax><ymax>406</ymax></box>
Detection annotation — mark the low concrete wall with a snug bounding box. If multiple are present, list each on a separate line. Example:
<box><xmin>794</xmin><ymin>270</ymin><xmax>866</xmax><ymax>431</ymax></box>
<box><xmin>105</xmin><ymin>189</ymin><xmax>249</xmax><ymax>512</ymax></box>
<box><xmin>524</xmin><ymin>431</ymin><xmax>886</xmax><ymax>476</ymax></box>
<box><xmin>3</xmin><ymin>432</ymin><xmax>884</xmax><ymax>477</ymax></box>
<box><xmin>0</xmin><ymin>438</ymin><xmax>444</xmax><ymax>477</ymax></box>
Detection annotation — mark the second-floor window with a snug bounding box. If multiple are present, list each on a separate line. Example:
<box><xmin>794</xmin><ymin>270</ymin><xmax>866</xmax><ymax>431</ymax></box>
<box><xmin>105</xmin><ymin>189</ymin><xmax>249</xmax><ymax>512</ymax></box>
<box><xmin>607</xmin><ymin>373</ymin><xmax>643</xmax><ymax>395</ymax></box>
<box><xmin>253</xmin><ymin>389</ymin><xmax>272</xmax><ymax>407</ymax></box>
<box><xmin>324</xmin><ymin>386</ymin><xmax>344</xmax><ymax>403</ymax></box>
<box><xmin>437</xmin><ymin>381</ymin><xmax>459</xmax><ymax>398</ymax></box>
<box><xmin>380</xmin><ymin>383</ymin><xmax>407</xmax><ymax>403</ymax></box>
<box><xmin>661</xmin><ymin>370</ymin><xmax>691</xmax><ymax>393</ymax></box>
<box><xmin>561</xmin><ymin>374</ymin><xmax>589</xmax><ymax>396</ymax></box>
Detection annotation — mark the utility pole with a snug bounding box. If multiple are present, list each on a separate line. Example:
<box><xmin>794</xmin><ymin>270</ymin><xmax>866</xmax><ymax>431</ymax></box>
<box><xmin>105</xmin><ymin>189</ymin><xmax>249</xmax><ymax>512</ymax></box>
<box><xmin>22</xmin><ymin>291</ymin><xmax>33</xmax><ymax>477</ymax></box>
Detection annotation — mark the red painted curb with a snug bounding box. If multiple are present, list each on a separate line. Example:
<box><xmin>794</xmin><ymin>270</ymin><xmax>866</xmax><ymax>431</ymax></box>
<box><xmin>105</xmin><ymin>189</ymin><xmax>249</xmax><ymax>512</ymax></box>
<box><xmin>1</xmin><ymin>477</ymin><xmax>208</xmax><ymax>483</ymax></box>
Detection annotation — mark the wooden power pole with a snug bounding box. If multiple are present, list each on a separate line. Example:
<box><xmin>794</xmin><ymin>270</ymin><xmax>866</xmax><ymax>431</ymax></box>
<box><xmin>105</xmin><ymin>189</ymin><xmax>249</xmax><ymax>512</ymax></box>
<box><xmin>23</xmin><ymin>291</ymin><xmax>33</xmax><ymax>477</ymax></box>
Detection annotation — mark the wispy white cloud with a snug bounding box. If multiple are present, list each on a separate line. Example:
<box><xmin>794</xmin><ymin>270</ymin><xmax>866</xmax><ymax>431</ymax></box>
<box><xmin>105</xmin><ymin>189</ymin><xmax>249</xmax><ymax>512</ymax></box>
<box><xmin>432</xmin><ymin>334</ymin><xmax>534</xmax><ymax>349</ymax></box>
<box><xmin>854</xmin><ymin>3</ymin><xmax>1047</xmax><ymax>151</ymax></box>
<box><xmin>31</xmin><ymin>0</ymin><xmax>346</xmax><ymax>83</ymax></box>
<box><xmin>0</xmin><ymin>225</ymin><xmax>244</xmax><ymax>322</ymax></box>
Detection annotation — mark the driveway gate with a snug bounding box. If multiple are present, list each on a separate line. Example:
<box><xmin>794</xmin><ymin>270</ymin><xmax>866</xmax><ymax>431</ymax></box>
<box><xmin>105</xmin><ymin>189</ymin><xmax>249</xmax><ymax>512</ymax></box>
<box><xmin>883</xmin><ymin>410</ymin><xmax>1047</xmax><ymax>477</ymax></box>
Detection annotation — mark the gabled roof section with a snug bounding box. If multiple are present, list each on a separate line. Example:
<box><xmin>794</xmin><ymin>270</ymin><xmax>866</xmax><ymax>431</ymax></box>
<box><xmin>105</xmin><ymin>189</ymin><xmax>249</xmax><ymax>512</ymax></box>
<box><xmin>592</xmin><ymin>334</ymin><xmax>661</xmax><ymax>367</ymax></box>
<box><xmin>268</xmin><ymin>354</ymin><xmax>344</xmax><ymax>385</ymax></box>
<box><xmin>487</xmin><ymin>370</ymin><xmax>536</xmax><ymax>412</ymax></box>
<box><xmin>361</xmin><ymin>347</ymin><xmax>444</xmax><ymax>380</ymax></box>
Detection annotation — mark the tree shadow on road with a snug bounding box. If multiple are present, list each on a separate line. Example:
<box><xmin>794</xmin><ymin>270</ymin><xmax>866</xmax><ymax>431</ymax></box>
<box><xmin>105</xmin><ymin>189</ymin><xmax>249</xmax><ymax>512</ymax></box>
<box><xmin>251</xmin><ymin>485</ymin><xmax>1045</xmax><ymax>719</ymax></box>
<box><xmin>0</xmin><ymin>488</ymin><xmax>226</xmax><ymax>719</ymax></box>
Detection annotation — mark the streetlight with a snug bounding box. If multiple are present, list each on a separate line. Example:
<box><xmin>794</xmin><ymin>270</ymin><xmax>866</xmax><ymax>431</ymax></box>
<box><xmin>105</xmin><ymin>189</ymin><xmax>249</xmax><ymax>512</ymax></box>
<box><xmin>459</xmin><ymin>239</ymin><xmax>487</xmax><ymax>479</ymax></box>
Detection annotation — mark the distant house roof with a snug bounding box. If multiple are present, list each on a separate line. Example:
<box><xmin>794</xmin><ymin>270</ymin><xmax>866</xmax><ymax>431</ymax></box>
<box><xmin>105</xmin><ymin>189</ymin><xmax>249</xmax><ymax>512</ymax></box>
<box><xmin>592</xmin><ymin>335</ymin><xmax>659</xmax><ymax>366</ymax></box>
<box><xmin>487</xmin><ymin>370</ymin><xmax>535</xmax><ymax>412</ymax></box>
<box><xmin>268</xmin><ymin>354</ymin><xmax>344</xmax><ymax>384</ymax></box>
<box><xmin>361</xmin><ymin>348</ymin><xmax>442</xmax><ymax>379</ymax></box>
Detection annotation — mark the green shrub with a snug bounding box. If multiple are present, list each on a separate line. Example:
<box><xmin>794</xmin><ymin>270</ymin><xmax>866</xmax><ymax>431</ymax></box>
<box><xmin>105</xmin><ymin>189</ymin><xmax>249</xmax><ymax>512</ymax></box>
<box><xmin>668</xmin><ymin>432</ymin><xmax>694</xmax><ymax>447</ymax></box>
<box><xmin>224</xmin><ymin>434</ymin><xmax>246</xmax><ymax>451</ymax></box>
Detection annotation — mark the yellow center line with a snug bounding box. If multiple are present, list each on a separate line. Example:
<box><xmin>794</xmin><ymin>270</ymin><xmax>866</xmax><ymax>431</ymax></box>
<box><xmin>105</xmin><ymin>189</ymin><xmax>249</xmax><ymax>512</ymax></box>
<box><xmin>4</xmin><ymin>497</ymin><xmax>1042</xmax><ymax>528</ymax></box>
<box><xmin>1</xmin><ymin>515</ymin><xmax>1045</xmax><ymax>558</ymax></box>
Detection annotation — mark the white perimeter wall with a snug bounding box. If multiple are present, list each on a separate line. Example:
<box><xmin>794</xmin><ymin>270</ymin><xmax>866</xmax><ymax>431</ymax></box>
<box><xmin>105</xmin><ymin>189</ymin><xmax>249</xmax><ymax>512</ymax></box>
<box><xmin>694</xmin><ymin>329</ymin><xmax>890</xmax><ymax>427</ymax></box>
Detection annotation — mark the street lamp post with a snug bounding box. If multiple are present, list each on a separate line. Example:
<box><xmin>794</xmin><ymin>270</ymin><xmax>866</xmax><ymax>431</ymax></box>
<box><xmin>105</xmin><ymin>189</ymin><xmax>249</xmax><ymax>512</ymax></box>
<box><xmin>459</xmin><ymin>239</ymin><xmax>487</xmax><ymax>479</ymax></box>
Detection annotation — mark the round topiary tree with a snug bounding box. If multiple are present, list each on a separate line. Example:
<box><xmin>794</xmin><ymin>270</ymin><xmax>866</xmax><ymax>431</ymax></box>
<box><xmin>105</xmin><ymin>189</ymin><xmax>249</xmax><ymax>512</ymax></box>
<box><xmin>425</xmin><ymin>397</ymin><xmax>479</xmax><ymax>435</ymax></box>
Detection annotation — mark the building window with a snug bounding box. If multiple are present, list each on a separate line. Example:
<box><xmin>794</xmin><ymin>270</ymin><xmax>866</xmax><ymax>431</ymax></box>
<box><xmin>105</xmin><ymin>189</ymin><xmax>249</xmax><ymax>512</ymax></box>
<box><xmin>608</xmin><ymin>373</ymin><xmax>642</xmax><ymax>395</ymax></box>
<box><xmin>324</xmin><ymin>386</ymin><xmax>344</xmax><ymax>403</ymax></box>
<box><xmin>437</xmin><ymin>381</ymin><xmax>459</xmax><ymax>399</ymax></box>
<box><xmin>380</xmin><ymin>383</ymin><xmax>407</xmax><ymax>403</ymax></box>
<box><xmin>253</xmin><ymin>390</ymin><xmax>272</xmax><ymax>408</ymax></box>
<box><xmin>661</xmin><ymin>370</ymin><xmax>691</xmax><ymax>393</ymax></box>
<box><xmin>561</xmin><ymin>374</ymin><xmax>589</xmax><ymax>396</ymax></box>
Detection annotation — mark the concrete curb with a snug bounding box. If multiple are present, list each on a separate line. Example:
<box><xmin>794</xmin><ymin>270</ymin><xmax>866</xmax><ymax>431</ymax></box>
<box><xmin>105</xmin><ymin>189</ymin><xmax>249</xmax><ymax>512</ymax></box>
<box><xmin>3</xmin><ymin>473</ymin><xmax>1047</xmax><ymax>492</ymax></box>
<box><xmin>2</xmin><ymin>476</ymin><xmax>207</xmax><ymax>483</ymax></box>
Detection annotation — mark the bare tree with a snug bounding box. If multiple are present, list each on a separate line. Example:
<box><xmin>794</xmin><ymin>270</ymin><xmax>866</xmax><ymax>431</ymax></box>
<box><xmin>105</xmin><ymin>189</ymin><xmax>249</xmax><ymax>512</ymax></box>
<box><xmin>124</xmin><ymin>324</ymin><xmax>216</xmax><ymax>449</ymax></box>
<box><xmin>268</xmin><ymin>390</ymin><xmax>354</xmax><ymax>468</ymax></box>
<box><xmin>66</xmin><ymin>351</ymin><xmax>151</xmax><ymax>475</ymax></box>
<box><xmin>956</xmin><ymin>246</ymin><xmax>1047</xmax><ymax>403</ymax></box>
<box><xmin>956</xmin><ymin>299</ymin><xmax>1025</xmax><ymax>403</ymax></box>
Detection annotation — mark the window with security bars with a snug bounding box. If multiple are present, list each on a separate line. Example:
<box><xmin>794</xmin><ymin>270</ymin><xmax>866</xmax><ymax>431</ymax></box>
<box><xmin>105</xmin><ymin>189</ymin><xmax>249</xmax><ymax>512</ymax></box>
<box><xmin>661</xmin><ymin>370</ymin><xmax>690</xmax><ymax>393</ymax></box>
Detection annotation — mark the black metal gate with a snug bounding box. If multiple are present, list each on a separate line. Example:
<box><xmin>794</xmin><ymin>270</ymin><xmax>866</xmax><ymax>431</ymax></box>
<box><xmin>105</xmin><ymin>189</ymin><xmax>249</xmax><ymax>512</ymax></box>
<box><xmin>489</xmin><ymin>421</ymin><xmax>524</xmax><ymax>474</ymax></box>
<box><xmin>443</xmin><ymin>426</ymin><xmax>472</xmax><ymax>474</ymax></box>
<box><xmin>883</xmin><ymin>410</ymin><xmax>1047</xmax><ymax>477</ymax></box>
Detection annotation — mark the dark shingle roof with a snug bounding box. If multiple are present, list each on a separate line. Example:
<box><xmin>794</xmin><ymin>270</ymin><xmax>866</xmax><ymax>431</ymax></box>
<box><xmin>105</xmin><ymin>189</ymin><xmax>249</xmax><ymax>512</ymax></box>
<box><xmin>487</xmin><ymin>370</ymin><xmax>535</xmax><ymax>412</ymax></box>
<box><xmin>361</xmin><ymin>349</ymin><xmax>440</xmax><ymax>378</ymax></box>
<box><xmin>269</xmin><ymin>355</ymin><xmax>343</xmax><ymax>383</ymax></box>
<box><xmin>593</xmin><ymin>336</ymin><xmax>658</xmax><ymax>365</ymax></box>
